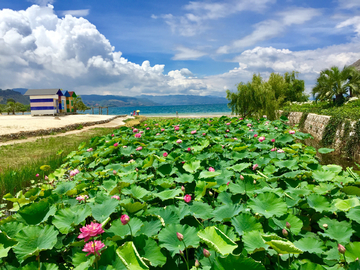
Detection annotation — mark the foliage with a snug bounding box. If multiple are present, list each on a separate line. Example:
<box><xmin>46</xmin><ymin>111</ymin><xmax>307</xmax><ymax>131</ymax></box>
<box><xmin>344</xmin><ymin>120</ymin><xmax>360</xmax><ymax>158</ymax></box>
<box><xmin>321</xmin><ymin>116</ymin><xmax>343</xmax><ymax>147</ymax></box>
<box><xmin>227</xmin><ymin>72</ymin><xmax>307</xmax><ymax>120</ymax></box>
<box><xmin>298</xmin><ymin>112</ymin><xmax>309</xmax><ymax>130</ymax></box>
<box><xmin>73</xmin><ymin>96</ymin><xmax>90</xmax><ymax>112</ymax></box>
<box><xmin>1</xmin><ymin>116</ymin><xmax>360</xmax><ymax>269</ymax></box>
<box><xmin>312</xmin><ymin>66</ymin><xmax>360</xmax><ymax>105</ymax></box>
<box><xmin>281</xmin><ymin>99</ymin><xmax>360</xmax><ymax>121</ymax></box>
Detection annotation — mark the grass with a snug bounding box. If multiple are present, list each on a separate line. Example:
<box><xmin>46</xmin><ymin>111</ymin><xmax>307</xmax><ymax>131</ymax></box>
<box><xmin>0</xmin><ymin>127</ymin><xmax>120</xmax><ymax>197</ymax></box>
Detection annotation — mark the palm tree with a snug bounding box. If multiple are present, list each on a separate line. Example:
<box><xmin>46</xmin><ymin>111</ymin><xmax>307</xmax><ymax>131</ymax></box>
<box><xmin>312</xmin><ymin>66</ymin><xmax>360</xmax><ymax>105</ymax></box>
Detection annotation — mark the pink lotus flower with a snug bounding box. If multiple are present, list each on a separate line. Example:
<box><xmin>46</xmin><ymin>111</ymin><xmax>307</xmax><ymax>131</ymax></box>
<box><xmin>258</xmin><ymin>136</ymin><xmax>265</xmax><ymax>142</ymax></box>
<box><xmin>111</xmin><ymin>134</ymin><xmax>114</xmax><ymax>137</ymax></box>
<box><xmin>144</xmin><ymin>124</ymin><xmax>147</xmax><ymax>126</ymax></box>
<box><xmin>227</xmin><ymin>181</ymin><xmax>230</xmax><ymax>186</ymax></box>
<box><xmin>226</xmin><ymin>129</ymin><xmax>229</xmax><ymax>132</ymax></box>
<box><xmin>45</xmin><ymin>175</ymin><xmax>48</xmax><ymax>180</ymax></box>
<box><xmin>254</xmin><ymin>134</ymin><xmax>258</xmax><ymax>138</ymax></box>
<box><xmin>36</xmin><ymin>173</ymin><xmax>39</xmax><ymax>177</ymax></box>
<box><xmin>136</xmin><ymin>146</ymin><xmax>142</xmax><ymax>151</ymax></box>
<box><xmin>121</xmin><ymin>214</ymin><xmax>130</xmax><ymax>225</ymax></box>
<box><xmin>202</xmin><ymin>133</ymin><xmax>206</xmax><ymax>136</ymax></box>
<box><xmin>78</xmin><ymin>222</ymin><xmax>104</xmax><ymax>242</ymax></box>
<box><xmin>76</xmin><ymin>195</ymin><xmax>89</xmax><ymax>202</ymax></box>
<box><xmin>111</xmin><ymin>195</ymin><xmax>120</xmax><ymax>200</ymax></box>
<box><xmin>252</xmin><ymin>164</ymin><xmax>258</xmax><ymax>170</ymax></box>
<box><xmin>249</xmin><ymin>129</ymin><xmax>254</xmax><ymax>131</ymax></box>
<box><xmin>146</xmin><ymin>127</ymin><xmax>150</xmax><ymax>130</ymax></box>
<box><xmin>114</xmin><ymin>143</ymin><xmax>119</xmax><ymax>147</ymax></box>
<box><xmin>184</xmin><ymin>194</ymin><xmax>192</xmax><ymax>203</ymax></box>
<box><xmin>239</xmin><ymin>118</ymin><xmax>243</xmax><ymax>120</ymax></box>
<box><xmin>271</xmin><ymin>139</ymin><xmax>275</xmax><ymax>143</ymax></box>
<box><xmin>275</xmin><ymin>127</ymin><xmax>278</xmax><ymax>129</ymax></box>
<box><xmin>134</xmin><ymin>133</ymin><xmax>142</xmax><ymax>138</ymax></box>
<box><xmin>133</xmin><ymin>128</ymin><xmax>138</xmax><ymax>133</ymax></box>
<box><xmin>175</xmin><ymin>126</ymin><xmax>180</xmax><ymax>131</ymax></box>
<box><xmin>83</xmin><ymin>240</ymin><xmax>105</xmax><ymax>256</ymax></box>
<box><xmin>87</xmin><ymin>148</ymin><xmax>93</xmax><ymax>152</ymax></box>
<box><xmin>156</xmin><ymin>133</ymin><xmax>160</xmax><ymax>135</ymax></box>
<box><xmin>155</xmin><ymin>123</ymin><xmax>159</xmax><ymax>126</ymax></box>
<box><xmin>209</xmin><ymin>167</ymin><xmax>215</xmax><ymax>172</ymax></box>
<box><xmin>187</xmin><ymin>147</ymin><xmax>191</xmax><ymax>152</ymax></box>
<box><xmin>277</xmin><ymin>149</ymin><xmax>284</xmax><ymax>153</ymax></box>
<box><xmin>163</xmin><ymin>152</ymin><xmax>168</xmax><ymax>157</ymax></box>
<box><xmin>226</xmin><ymin>122</ymin><xmax>230</xmax><ymax>125</ymax></box>
<box><xmin>139</xmin><ymin>131</ymin><xmax>144</xmax><ymax>134</ymax></box>
<box><xmin>233</xmin><ymin>137</ymin><xmax>238</xmax><ymax>140</ymax></box>
<box><xmin>289</xmin><ymin>130</ymin><xmax>295</xmax><ymax>134</ymax></box>
<box><xmin>247</xmin><ymin>123</ymin><xmax>252</xmax><ymax>127</ymax></box>
<box><xmin>176</xmin><ymin>139</ymin><xmax>182</xmax><ymax>144</ymax></box>
<box><xmin>70</xmin><ymin>169</ymin><xmax>80</xmax><ymax>177</ymax></box>
<box><xmin>123</xmin><ymin>145</ymin><xmax>127</xmax><ymax>148</ymax></box>
<box><xmin>191</xmin><ymin>130</ymin><xmax>197</xmax><ymax>134</ymax></box>
<box><xmin>128</xmin><ymin>159</ymin><xmax>135</xmax><ymax>163</ymax></box>
<box><xmin>271</xmin><ymin>148</ymin><xmax>276</xmax><ymax>152</ymax></box>
<box><xmin>161</xmin><ymin>128</ymin><xmax>165</xmax><ymax>131</ymax></box>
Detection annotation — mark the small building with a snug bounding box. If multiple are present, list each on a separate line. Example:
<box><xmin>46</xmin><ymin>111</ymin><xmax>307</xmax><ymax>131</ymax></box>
<box><xmin>60</xmin><ymin>91</ymin><xmax>67</xmax><ymax>113</ymax></box>
<box><xmin>24</xmin><ymin>89</ymin><xmax>63</xmax><ymax>116</ymax></box>
<box><xmin>68</xmin><ymin>91</ymin><xmax>77</xmax><ymax>113</ymax></box>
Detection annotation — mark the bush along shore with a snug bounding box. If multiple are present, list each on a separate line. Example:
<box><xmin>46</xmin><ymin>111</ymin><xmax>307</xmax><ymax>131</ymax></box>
<box><xmin>1</xmin><ymin>116</ymin><xmax>360</xmax><ymax>269</ymax></box>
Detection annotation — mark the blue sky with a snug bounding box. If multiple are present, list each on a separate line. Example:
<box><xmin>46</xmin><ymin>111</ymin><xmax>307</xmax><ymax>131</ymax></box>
<box><xmin>0</xmin><ymin>0</ymin><xmax>360</xmax><ymax>97</ymax></box>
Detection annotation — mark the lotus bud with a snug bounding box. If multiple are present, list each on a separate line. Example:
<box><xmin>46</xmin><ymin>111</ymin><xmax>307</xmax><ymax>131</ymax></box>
<box><xmin>240</xmin><ymin>175</ymin><xmax>244</xmax><ymax>180</ymax></box>
<box><xmin>176</xmin><ymin>232</ymin><xmax>184</xmax><ymax>241</ymax></box>
<box><xmin>323</xmin><ymin>224</ymin><xmax>328</xmax><ymax>229</ymax></box>
<box><xmin>113</xmin><ymin>170</ymin><xmax>117</xmax><ymax>175</ymax></box>
<box><xmin>282</xmin><ymin>228</ymin><xmax>288</xmax><ymax>237</ymax></box>
<box><xmin>203</xmin><ymin>248</ymin><xmax>210</xmax><ymax>258</ymax></box>
<box><xmin>253</xmin><ymin>180</ymin><xmax>256</xmax><ymax>184</ymax></box>
<box><xmin>181</xmin><ymin>186</ymin><xmax>185</xmax><ymax>192</ymax></box>
<box><xmin>286</xmin><ymin>222</ymin><xmax>291</xmax><ymax>229</ymax></box>
<box><xmin>209</xmin><ymin>191</ymin><xmax>213</xmax><ymax>196</ymax></box>
<box><xmin>179</xmin><ymin>250</ymin><xmax>184</xmax><ymax>256</ymax></box>
<box><xmin>121</xmin><ymin>214</ymin><xmax>130</xmax><ymax>225</ymax></box>
<box><xmin>195</xmin><ymin>259</ymin><xmax>200</xmax><ymax>268</ymax></box>
<box><xmin>338</xmin><ymin>244</ymin><xmax>346</xmax><ymax>254</ymax></box>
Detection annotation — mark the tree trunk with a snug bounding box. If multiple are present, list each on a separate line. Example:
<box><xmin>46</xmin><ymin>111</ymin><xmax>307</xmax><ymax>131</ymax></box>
<box><xmin>335</xmin><ymin>94</ymin><xmax>345</xmax><ymax>105</ymax></box>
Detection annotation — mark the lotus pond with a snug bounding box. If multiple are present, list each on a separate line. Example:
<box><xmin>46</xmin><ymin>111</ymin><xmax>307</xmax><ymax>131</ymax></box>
<box><xmin>1</xmin><ymin>116</ymin><xmax>360</xmax><ymax>269</ymax></box>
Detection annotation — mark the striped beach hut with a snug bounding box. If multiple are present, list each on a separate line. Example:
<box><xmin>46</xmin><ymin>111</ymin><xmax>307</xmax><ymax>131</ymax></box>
<box><xmin>60</xmin><ymin>91</ymin><xmax>67</xmax><ymax>113</ymax></box>
<box><xmin>24</xmin><ymin>89</ymin><xmax>63</xmax><ymax>116</ymax></box>
<box><xmin>68</xmin><ymin>91</ymin><xmax>77</xmax><ymax>113</ymax></box>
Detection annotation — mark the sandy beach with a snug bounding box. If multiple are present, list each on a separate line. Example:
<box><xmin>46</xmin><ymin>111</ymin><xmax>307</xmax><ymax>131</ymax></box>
<box><xmin>0</xmin><ymin>114</ymin><xmax>127</xmax><ymax>136</ymax></box>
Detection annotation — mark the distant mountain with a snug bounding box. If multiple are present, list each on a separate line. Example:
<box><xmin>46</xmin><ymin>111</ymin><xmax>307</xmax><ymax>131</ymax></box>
<box><xmin>80</xmin><ymin>95</ymin><xmax>158</xmax><ymax>107</ymax></box>
<box><xmin>0</xmin><ymin>89</ymin><xmax>30</xmax><ymax>104</ymax></box>
<box><xmin>138</xmin><ymin>95</ymin><xmax>228</xmax><ymax>105</ymax></box>
<box><xmin>12</xmin><ymin>88</ymin><xmax>28</xmax><ymax>95</ymax></box>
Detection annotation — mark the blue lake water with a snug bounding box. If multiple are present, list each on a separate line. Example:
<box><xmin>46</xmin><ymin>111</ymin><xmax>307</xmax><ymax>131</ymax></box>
<box><xmin>81</xmin><ymin>103</ymin><xmax>232</xmax><ymax>117</ymax></box>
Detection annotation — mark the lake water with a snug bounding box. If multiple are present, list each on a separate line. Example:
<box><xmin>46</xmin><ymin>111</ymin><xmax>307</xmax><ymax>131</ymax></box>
<box><xmin>81</xmin><ymin>103</ymin><xmax>232</xmax><ymax>117</ymax></box>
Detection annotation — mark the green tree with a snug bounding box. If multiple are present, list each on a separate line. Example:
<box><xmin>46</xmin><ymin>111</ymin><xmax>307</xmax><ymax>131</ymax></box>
<box><xmin>5</xmin><ymin>101</ymin><xmax>16</xmax><ymax>115</ymax></box>
<box><xmin>312</xmin><ymin>66</ymin><xmax>360</xmax><ymax>105</ymax></box>
<box><xmin>73</xmin><ymin>96</ymin><xmax>90</xmax><ymax>113</ymax></box>
<box><xmin>16</xmin><ymin>103</ymin><xmax>27</xmax><ymax>115</ymax></box>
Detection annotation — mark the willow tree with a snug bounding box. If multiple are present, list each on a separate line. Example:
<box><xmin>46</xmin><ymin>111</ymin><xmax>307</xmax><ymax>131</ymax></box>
<box><xmin>312</xmin><ymin>66</ymin><xmax>360</xmax><ymax>105</ymax></box>
<box><xmin>226</xmin><ymin>74</ymin><xmax>279</xmax><ymax>120</ymax></box>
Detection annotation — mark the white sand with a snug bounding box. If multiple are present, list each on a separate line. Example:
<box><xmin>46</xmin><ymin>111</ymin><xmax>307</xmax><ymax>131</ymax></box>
<box><xmin>0</xmin><ymin>114</ymin><xmax>120</xmax><ymax>136</ymax></box>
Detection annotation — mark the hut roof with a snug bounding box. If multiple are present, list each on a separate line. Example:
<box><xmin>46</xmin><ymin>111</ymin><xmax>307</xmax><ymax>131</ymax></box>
<box><xmin>24</xmin><ymin>89</ymin><xmax>63</xmax><ymax>96</ymax></box>
<box><xmin>63</xmin><ymin>91</ymin><xmax>71</xmax><ymax>97</ymax></box>
<box><xmin>68</xmin><ymin>91</ymin><xmax>77</xmax><ymax>97</ymax></box>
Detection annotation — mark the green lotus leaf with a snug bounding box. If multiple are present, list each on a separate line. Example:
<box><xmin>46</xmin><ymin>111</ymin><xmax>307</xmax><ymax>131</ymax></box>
<box><xmin>313</xmin><ymin>183</ymin><xmax>335</xmax><ymax>195</ymax></box>
<box><xmin>0</xmin><ymin>232</ymin><xmax>17</xmax><ymax>259</ymax></box>
<box><xmin>158</xmin><ymin>224</ymin><xmax>200</xmax><ymax>257</ymax></box>
<box><xmin>53</xmin><ymin>181</ymin><xmax>77</xmax><ymax>195</ymax></box>
<box><xmin>307</xmin><ymin>194</ymin><xmax>332</xmax><ymax>213</ymax></box>
<box><xmin>333</xmin><ymin>198</ymin><xmax>360</xmax><ymax>212</ymax></box>
<box><xmin>318</xmin><ymin>148</ymin><xmax>334</xmax><ymax>154</ymax></box>
<box><xmin>0</xmin><ymin>222</ymin><xmax>26</xmax><ymax>238</ymax></box>
<box><xmin>13</xmin><ymin>225</ymin><xmax>59</xmax><ymax>263</ymax></box>
<box><xmin>107</xmin><ymin>217</ymin><xmax>143</xmax><ymax>239</ymax></box>
<box><xmin>231</xmin><ymin>213</ymin><xmax>263</xmax><ymax>236</ymax></box>
<box><xmin>194</xmin><ymin>181</ymin><xmax>217</xmax><ymax>200</ymax></box>
<box><xmin>299</xmin><ymin>262</ymin><xmax>326</xmax><ymax>270</ymax></box>
<box><xmin>253</xmin><ymin>157</ymin><xmax>271</xmax><ymax>167</ymax></box>
<box><xmin>197</xmin><ymin>226</ymin><xmax>237</xmax><ymax>256</ymax></box>
<box><xmin>72</xmin><ymin>251</ymin><xmax>96</xmax><ymax>269</ymax></box>
<box><xmin>263</xmin><ymin>165</ymin><xmax>278</xmax><ymax>175</ymax></box>
<box><xmin>90</xmin><ymin>197</ymin><xmax>119</xmax><ymax>223</ymax></box>
<box><xmin>123</xmin><ymin>185</ymin><xmax>150</xmax><ymax>200</ymax></box>
<box><xmin>199</xmin><ymin>171</ymin><xmax>221</xmax><ymax>179</ymax></box>
<box><xmin>155</xmin><ymin>189</ymin><xmax>182</xmax><ymax>201</ymax></box>
<box><xmin>142</xmin><ymin>155</ymin><xmax>155</xmax><ymax>169</ymax></box>
<box><xmin>157</xmin><ymin>163</ymin><xmax>175</xmax><ymax>176</ymax></box>
<box><xmin>342</xmin><ymin>186</ymin><xmax>360</xmax><ymax>196</ymax></box>
<box><xmin>134</xmin><ymin>236</ymin><xmax>166</xmax><ymax>267</ymax></box>
<box><xmin>137</xmin><ymin>218</ymin><xmax>162</xmax><ymax>237</ymax></box>
<box><xmin>265</xmin><ymin>240</ymin><xmax>303</xmax><ymax>254</ymax></box>
<box><xmin>318</xmin><ymin>217</ymin><xmax>354</xmax><ymax>245</ymax></box>
<box><xmin>226</xmin><ymin>163</ymin><xmax>252</xmax><ymax>172</ymax></box>
<box><xmin>242</xmin><ymin>230</ymin><xmax>268</xmax><ymax>254</ymax></box>
<box><xmin>312</xmin><ymin>170</ymin><xmax>336</xmax><ymax>182</ymax></box>
<box><xmin>276</xmin><ymin>134</ymin><xmax>294</xmax><ymax>144</ymax></box>
<box><xmin>52</xmin><ymin>205</ymin><xmax>91</xmax><ymax>234</ymax></box>
<box><xmin>269</xmin><ymin>214</ymin><xmax>303</xmax><ymax>235</ymax></box>
<box><xmin>346</xmin><ymin>206</ymin><xmax>360</xmax><ymax>223</ymax></box>
<box><xmin>121</xmin><ymin>202</ymin><xmax>147</xmax><ymax>213</ymax></box>
<box><xmin>146</xmin><ymin>207</ymin><xmax>180</xmax><ymax>225</ymax></box>
<box><xmin>22</xmin><ymin>262</ymin><xmax>59</xmax><ymax>270</ymax></box>
<box><xmin>101</xmin><ymin>180</ymin><xmax>117</xmax><ymax>193</ymax></box>
<box><xmin>345</xmin><ymin>242</ymin><xmax>360</xmax><ymax>262</ymax></box>
<box><xmin>174</xmin><ymin>174</ymin><xmax>194</xmax><ymax>183</ymax></box>
<box><xmin>183</xmin><ymin>160</ymin><xmax>201</xmax><ymax>173</ymax></box>
<box><xmin>213</xmin><ymin>254</ymin><xmax>265</xmax><ymax>270</ymax></box>
<box><xmin>120</xmin><ymin>146</ymin><xmax>134</xmax><ymax>156</ymax></box>
<box><xmin>247</xmin><ymin>193</ymin><xmax>288</xmax><ymax>218</ymax></box>
<box><xmin>116</xmin><ymin>241</ymin><xmax>149</xmax><ymax>270</ymax></box>
<box><xmin>189</xmin><ymin>201</ymin><xmax>214</xmax><ymax>220</ymax></box>
<box><xmin>322</xmin><ymin>164</ymin><xmax>342</xmax><ymax>174</ymax></box>
<box><xmin>274</xmin><ymin>159</ymin><xmax>298</xmax><ymax>170</ymax></box>
<box><xmin>18</xmin><ymin>200</ymin><xmax>56</xmax><ymax>225</ymax></box>
<box><xmin>293</xmin><ymin>238</ymin><xmax>325</xmax><ymax>254</ymax></box>
<box><xmin>212</xmin><ymin>204</ymin><xmax>243</xmax><ymax>222</ymax></box>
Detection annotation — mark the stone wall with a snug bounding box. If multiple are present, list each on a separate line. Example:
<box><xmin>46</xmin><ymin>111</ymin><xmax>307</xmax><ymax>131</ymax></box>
<box><xmin>0</xmin><ymin>115</ymin><xmax>126</xmax><ymax>142</ymax></box>
<box><xmin>285</xmin><ymin>111</ymin><xmax>360</xmax><ymax>162</ymax></box>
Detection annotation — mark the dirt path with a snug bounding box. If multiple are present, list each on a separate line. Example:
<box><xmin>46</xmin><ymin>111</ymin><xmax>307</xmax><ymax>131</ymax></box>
<box><xmin>0</xmin><ymin>116</ymin><xmax>133</xmax><ymax>147</ymax></box>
